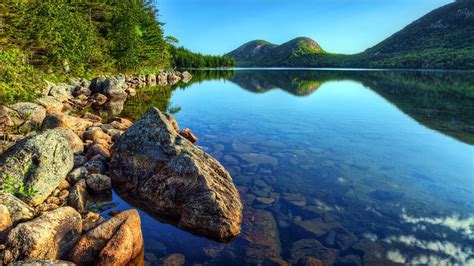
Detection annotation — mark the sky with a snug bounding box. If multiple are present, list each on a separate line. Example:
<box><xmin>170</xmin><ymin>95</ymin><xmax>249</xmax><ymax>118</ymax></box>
<box><xmin>157</xmin><ymin>0</ymin><xmax>453</xmax><ymax>55</ymax></box>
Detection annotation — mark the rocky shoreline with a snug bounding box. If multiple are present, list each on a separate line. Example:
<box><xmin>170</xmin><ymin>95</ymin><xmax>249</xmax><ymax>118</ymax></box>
<box><xmin>0</xmin><ymin>71</ymin><xmax>243</xmax><ymax>265</ymax></box>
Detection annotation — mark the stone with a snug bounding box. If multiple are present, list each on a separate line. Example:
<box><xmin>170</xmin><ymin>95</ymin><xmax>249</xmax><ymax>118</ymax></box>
<box><xmin>73</xmin><ymin>155</ymin><xmax>88</xmax><ymax>168</ymax></box>
<box><xmin>0</xmin><ymin>204</ymin><xmax>12</xmax><ymax>240</ymax></box>
<box><xmin>67</xmin><ymin>167</ymin><xmax>88</xmax><ymax>184</ymax></box>
<box><xmin>83</xmin><ymin>129</ymin><xmax>112</xmax><ymax>144</ymax></box>
<box><xmin>35</xmin><ymin>203</ymin><xmax>59</xmax><ymax>214</ymax></box>
<box><xmin>34</xmin><ymin>96</ymin><xmax>63</xmax><ymax>114</ymax></box>
<box><xmin>58</xmin><ymin>180</ymin><xmax>70</xmax><ymax>191</ymax></box>
<box><xmin>180</xmin><ymin>71</ymin><xmax>193</xmax><ymax>83</ymax></box>
<box><xmin>163</xmin><ymin>253</ymin><xmax>185</xmax><ymax>266</ymax></box>
<box><xmin>8</xmin><ymin>260</ymin><xmax>76</xmax><ymax>265</ymax></box>
<box><xmin>82</xmin><ymin>112</ymin><xmax>101</xmax><ymax>123</ymax></box>
<box><xmin>57</xmin><ymin>128</ymin><xmax>84</xmax><ymax>154</ymax></box>
<box><xmin>8</xmin><ymin>102</ymin><xmax>46</xmax><ymax>126</ymax></box>
<box><xmin>164</xmin><ymin>112</ymin><xmax>179</xmax><ymax>132</ymax></box>
<box><xmin>103</xmin><ymin>75</ymin><xmax>127</xmax><ymax>99</ymax></box>
<box><xmin>42</xmin><ymin>113</ymin><xmax>93</xmax><ymax>136</ymax></box>
<box><xmin>108</xmin><ymin>117</ymin><xmax>133</xmax><ymax>131</ymax></box>
<box><xmin>84</xmin><ymin>160</ymin><xmax>106</xmax><ymax>174</ymax></box>
<box><xmin>0</xmin><ymin>193</ymin><xmax>35</xmax><ymax>223</ymax></box>
<box><xmin>295</xmin><ymin>219</ymin><xmax>339</xmax><ymax>237</ymax></box>
<box><xmin>69</xmin><ymin>209</ymin><xmax>143</xmax><ymax>266</ymax></box>
<box><xmin>0</xmin><ymin>106</ymin><xmax>24</xmax><ymax>130</ymax></box>
<box><xmin>0</xmin><ymin>129</ymin><xmax>74</xmax><ymax>206</ymax></box>
<box><xmin>282</xmin><ymin>193</ymin><xmax>306</xmax><ymax>207</ymax></box>
<box><xmin>82</xmin><ymin>212</ymin><xmax>102</xmax><ymax>231</ymax></box>
<box><xmin>146</xmin><ymin>74</ymin><xmax>157</xmax><ymax>86</ymax></box>
<box><xmin>110</xmin><ymin>108</ymin><xmax>243</xmax><ymax>242</ymax></box>
<box><xmin>86</xmin><ymin>143</ymin><xmax>110</xmax><ymax>160</ymax></box>
<box><xmin>90</xmin><ymin>77</ymin><xmax>107</xmax><ymax>94</ymax></box>
<box><xmin>290</xmin><ymin>239</ymin><xmax>339</xmax><ymax>265</ymax></box>
<box><xmin>73</xmin><ymin>86</ymin><xmax>92</xmax><ymax>97</ymax></box>
<box><xmin>91</xmin><ymin>93</ymin><xmax>107</xmax><ymax>105</ymax></box>
<box><xmin>48</xmin><ymin>83</ymin><xmax>74</xmax><ymax>102</ymax></box>
<box><xmin>68</xmin><ymin>179</ymin><xmax>88</xmax><ymax>214</ymax></box>
<box><xmin>179</xmin><ymin>128</ymin><xmax>198</xmax><ymax>143</ymax></box>
<box><xmin>1</xmin><ymin>207</ymin><xmax>82</xmax><ymax>264</ymax></box>
<box><xmin>297</xmin><ymin>256</ymin><xmax>323</xmax><ymax>266</ymax></box>
<box><xmin>240</xmin><ymin>208</ymin><xmax>281</xmax><ymax>260</ymax></box>
<box><xmin>86</xmin><ymin>174</ymin><xmax>112</xmax><ymax>193</ymax></box>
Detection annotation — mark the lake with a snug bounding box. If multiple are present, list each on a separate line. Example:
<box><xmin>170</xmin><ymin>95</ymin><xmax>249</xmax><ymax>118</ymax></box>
<box><xmin>92</xmin><ymin>69</ymin><xmax>474</xmax><ymax>265</ymax></box>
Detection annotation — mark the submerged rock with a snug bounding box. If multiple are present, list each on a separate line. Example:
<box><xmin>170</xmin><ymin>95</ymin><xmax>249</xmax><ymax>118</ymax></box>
<box><xmin>69</xmin><ymin>209</ymin><xmax>143</xmax><ymax>266</ymax></box>
<box><xmin>1</xmin><ymin>207</ymin><xmax>82</xmax><ymax>264</ymax></box>
<box><xmin>110</xmin><ymin>107</ymin><xmax>243</xmax><ymax>242</ymax></box>
<box><xmin>0</xmin><ymin>129</ymin><xmax>74</xmax><ymax>205</ymax></box>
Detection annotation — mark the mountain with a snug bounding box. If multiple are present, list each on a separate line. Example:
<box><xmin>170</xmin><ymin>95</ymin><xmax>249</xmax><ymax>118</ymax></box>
<box><xmin>227</xmin><ymin>1</ymin><xmax>474</xmax><ymax>69</ymax></box>
<box><xmin>227</xmin><ymin>37</ymin><xmax>325</xmax><ymax>67</ymax></box>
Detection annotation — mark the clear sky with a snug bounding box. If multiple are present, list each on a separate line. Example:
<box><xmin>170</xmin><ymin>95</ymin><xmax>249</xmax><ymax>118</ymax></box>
<box><xmin>157</xmin><ymin>0</ymin><xmax>453</xmax><ymax>55</ymax></box>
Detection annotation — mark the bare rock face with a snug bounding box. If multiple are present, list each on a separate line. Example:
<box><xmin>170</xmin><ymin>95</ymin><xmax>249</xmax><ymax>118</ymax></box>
<box><xmin>1</xmin><ymin>207</ymin><xmax>82</xmax><ymax>264</ymax></box>
<box><xmin>0</xmin><ymin>129</ymin><xmax>74</xmax><ymax>206</ymax></box>
<box><xmin>110</xmin><ymin>107</ymin><xmax>243</xmax><ymax>242</ymax></box>
<box><xmin>69</xmin><ymin>209</ymin><xmax>143</xmax><ymax>266</ymax></box>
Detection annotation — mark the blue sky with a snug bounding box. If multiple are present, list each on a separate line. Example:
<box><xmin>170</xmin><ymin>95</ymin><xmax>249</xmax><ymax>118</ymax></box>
<box><xmin>157</xmin><ymin>0</ymin><xmax>453</xmax><ymax>55</ymax></box>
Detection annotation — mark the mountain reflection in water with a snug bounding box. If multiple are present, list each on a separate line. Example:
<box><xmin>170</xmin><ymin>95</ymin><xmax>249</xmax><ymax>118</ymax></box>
<box><xmin>90</xmin><ymin>69</ymin><xmax>473</xmax><ymax>265</ymax></box>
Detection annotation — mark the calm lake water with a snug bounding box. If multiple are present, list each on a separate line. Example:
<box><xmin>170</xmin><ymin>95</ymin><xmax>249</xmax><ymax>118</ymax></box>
<box><xmin>94</xmin><ymin>69</ymin><xmax>474</xmax><ymax>265</ymax></box>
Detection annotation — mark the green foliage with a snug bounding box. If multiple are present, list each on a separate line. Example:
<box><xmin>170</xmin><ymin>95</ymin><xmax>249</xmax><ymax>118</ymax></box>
<box><xmin>170</xmin><ymin>46</ymin><xmax>234</xmax><ymax>68</ymax></box>
<box><xmin>0</xmin><ymin>174</ymin><xmax>38</xmax><ymax>199</ymax></box>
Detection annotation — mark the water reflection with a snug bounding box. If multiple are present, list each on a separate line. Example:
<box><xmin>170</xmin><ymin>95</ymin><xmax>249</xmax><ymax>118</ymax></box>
<box><xmin>92</xmin><ymin>69</ymin><xmax>473</xmax><ymax>265</ymax></box>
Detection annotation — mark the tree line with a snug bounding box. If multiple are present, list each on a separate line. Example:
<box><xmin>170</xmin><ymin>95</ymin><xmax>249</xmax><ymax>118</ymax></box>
<box><xmin>0</xmin><ymin>0</ymin><xmax>234</xmax><ymax>102</ymax></box>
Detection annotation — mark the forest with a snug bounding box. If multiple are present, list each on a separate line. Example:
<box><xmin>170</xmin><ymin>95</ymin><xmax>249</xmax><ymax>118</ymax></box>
<box><xmin>0</xmin><ymin>1</ymin><xmax>234</xmax><ymax>102</ymax></box>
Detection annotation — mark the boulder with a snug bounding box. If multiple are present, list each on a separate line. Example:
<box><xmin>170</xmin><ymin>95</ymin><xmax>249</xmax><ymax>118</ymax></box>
<box><xmin>73</xmin><ymin>86</ymin><xmax>92</xmax><ymax>97</ymax></box>
<box><xmin>103</xmin><ymin>76</ymin><xmax>127</xmax><ymax>99</ymax></box>
<box><xmin>8</xmin><ymin>102</ymin><xmax>46</xmax><ymax>126</ymax></box>
<box><xmin>163</xmin><ymin>253</ymin><xmax>185</xmax><ymax>266</ymax></box>
<box><xmin>110</xmin><ymin>108</ymin><xmax>242</xmax><ymax>242</ymax></box>
<box><xmin>1</xmin><ymin>207</ymin><xmax>82</xmax><ymax>264</ymax></box>
<box><xmin>69</xmin><ymin>209</ymin><xmax>143</xmax><ymax>266</ymax></box>
<box><xmin>34</xmin><ymin>96</ymin><xmax>63</xmax><ymax>114</ymax></box>
<box><xmin>0</xmin><ymin>106</ymin><xmax>24</xmax><ymax>130</ymax></box>
<box><xmin>0</xmin><ymin>129</ymin><xmax>74</xmax><ymax>206</ymax></box>
<box><xmin>108</xmin><ymin>117</ymin><xmax>133</xmax><ymax>131</ymax></box>
<box><xmin>0</xmin><ymin>193</ymin><xmax>35</xmax><ymax>223</ymax></box>
<box><xmin>42</xmin><ymin>113</ymin><xmax>93</xmax><ymax>136</ymax></box>
<box><xmin>290</xmin><ymin>239</ymin><xmax>339</xmax><ymax>265</ymax></box>
<box><xmin>146</xmin><ymin>74</ymin><xmax>157</xmax><ymax>86</ymax></box>
<box><xmin>90</xmin><ymin>93</ymin><xmax>107</xmax><ymax>105</ymax></box>
<box><xmin>67</xmin><ymin>167</ymin><xmax>88</xmax><ymax>184</ymax></box>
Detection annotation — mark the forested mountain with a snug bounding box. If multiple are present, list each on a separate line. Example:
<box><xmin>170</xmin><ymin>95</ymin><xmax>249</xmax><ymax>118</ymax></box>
<box><xmin>227</xmin><ymin>37</ymin><xmax>325</xmax><ymax>66</ymax></box>
<box><xmin>227</xmin><ymin>0</ymin><xmax>474</xmax><ymax>69</ymax></box>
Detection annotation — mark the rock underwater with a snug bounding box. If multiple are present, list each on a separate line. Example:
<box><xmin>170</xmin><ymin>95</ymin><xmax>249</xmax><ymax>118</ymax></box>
<box><xmin>110</xmin><ymin>107</ymin><xmax>243</xmax><ymax>242</ymax></box>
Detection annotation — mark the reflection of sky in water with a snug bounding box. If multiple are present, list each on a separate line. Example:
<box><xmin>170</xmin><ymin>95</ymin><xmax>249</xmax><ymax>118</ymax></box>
<box><xmin>110</xmin><ymin>72</ymin><xmax>473</xmax><ymax>265</ymax></box>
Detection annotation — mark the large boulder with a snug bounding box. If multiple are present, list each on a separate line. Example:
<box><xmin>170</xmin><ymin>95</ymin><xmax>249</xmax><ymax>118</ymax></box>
<box><xmin>0</xmin><ymin>204</ymin><xmax>12</xmax><ymax>241</ymax></box>
<box><xmin>110</xmin><ymin>108</ymin><xmax>243</xmax><ymax>242</ymax></box>
<box><xmin>0</xmin><ymin>129</ymin><xmax>74</xmax><ymax>205</ymax></box>
<box><xmin>1</xmin><ymin>207</ymin><xmax>82</xmax><ymax>264</ymax></box>
<box><xmin>69</xmin><ymin>209</ymin><xmax>143</xmax><ymax>266</ymax></box>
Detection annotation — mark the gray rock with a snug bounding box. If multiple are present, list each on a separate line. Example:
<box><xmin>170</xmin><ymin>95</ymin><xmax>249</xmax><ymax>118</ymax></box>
<box><xmin>90</xmin><ymin>77</ymin><xmax>107</xmax><ymax>94</ymax></box>
<box><xmin>34</xmin><ymin>96</ymin><xmax>63</xmax><ymax>114</ymax></box>
<box><xmin>85</xmin><ymin>174</ymin><xmax>111</xmax><ymax>193</ymax></box>
<box><xmin>103</xmin><ymin>76</ymin><xmax>127</xmax><ymax>99</ymax></box>
<box><xmin>0</xmin><ymin>193</ymin><xmax>35</xmax><ymax>223</ymax></box>
<box><xmin>110</xmin><ymin>107</ymin><xmax>243</xmax><ymax>242</ymax></box>
<box><xmin>67</xmin><ymin>167</ymin><xmax>88</xmax><ymax>184</ymax></box>
<box><xmin>2</xmin><ymin>207</ymin><xmax>82</xmax><ymax>264</ymax></box>
<box><xmin>48</xmin><ymin>83</ymin><xmax>74</xmax><ymax>102</ymax></box>
<box><xmin>0</xmin><ymin>129</ymin><xmax>74</xmax><ymax>206</ymax></box>
<box><xmin>8</xmin><ymin>102</ymin><xmax>46</xmax><ymax>126</ymax></box>
<box><xmin>84</xmin><ymin>160</ymin><xmax>105</xmax><ymax>174</ymax></box>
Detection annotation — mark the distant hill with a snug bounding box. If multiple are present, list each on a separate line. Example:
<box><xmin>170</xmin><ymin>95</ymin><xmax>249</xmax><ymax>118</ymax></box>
<box><xmin>227</xmin><ymin>37</ymin><xmax>325</xmax><ymax>67</ymax></box>
<box><xmin>227</xmin><ymin>1</ymin><xmax>474</xmax><ymax>69</ymax></box>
